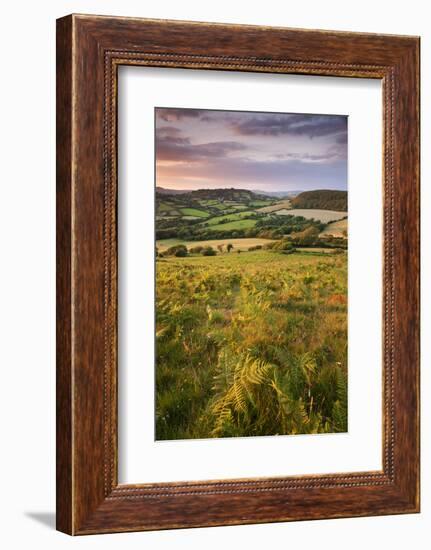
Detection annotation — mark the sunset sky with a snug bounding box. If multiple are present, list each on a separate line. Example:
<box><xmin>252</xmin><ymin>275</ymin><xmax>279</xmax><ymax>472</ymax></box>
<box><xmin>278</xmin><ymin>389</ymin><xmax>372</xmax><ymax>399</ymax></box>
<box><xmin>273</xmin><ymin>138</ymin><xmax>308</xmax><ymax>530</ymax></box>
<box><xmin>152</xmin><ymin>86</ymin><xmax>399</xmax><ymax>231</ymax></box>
<box><xmin>155</xmin><ymin>107</ymin><xmax>347</xmax><ymax>192</ymax></box>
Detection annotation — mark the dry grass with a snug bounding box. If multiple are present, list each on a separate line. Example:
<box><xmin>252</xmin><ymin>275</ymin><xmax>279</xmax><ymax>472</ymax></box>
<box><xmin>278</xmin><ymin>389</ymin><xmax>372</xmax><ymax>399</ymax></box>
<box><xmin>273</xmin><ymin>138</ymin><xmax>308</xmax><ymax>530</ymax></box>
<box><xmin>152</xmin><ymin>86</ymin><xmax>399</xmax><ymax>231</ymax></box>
<box><xmin>276</xmin><ymin>209</ymin><xmax>347</xmax><ymax>223</ymax></box>
<box><xmin>257</xmin><ymin>199</ymin><xmax>292</xmax><ymax>213</ymax></box>
<box><xmin>319</xmin><ymin>218</ymin><xmax>348</xmax><ymax>238</ymax></box>
<box><xmin>156</xmin><ymin>250</ymin><xmax>348</xmax><ymax>440</ymax></box>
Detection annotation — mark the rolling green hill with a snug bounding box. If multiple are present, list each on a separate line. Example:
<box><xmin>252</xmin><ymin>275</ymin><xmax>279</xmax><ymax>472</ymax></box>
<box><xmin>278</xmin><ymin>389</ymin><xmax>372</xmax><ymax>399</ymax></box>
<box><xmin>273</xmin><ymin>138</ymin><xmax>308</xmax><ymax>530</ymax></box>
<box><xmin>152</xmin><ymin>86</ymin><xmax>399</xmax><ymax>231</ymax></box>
<box><xmin>156</xmin><ymin>188</ymin><xmax>276</xmax><ymax>221</ymax></box>
<box><xmin>156</xmin><ymin>187</ymin><xmax>347</xmax><ymax>247</ymax></box>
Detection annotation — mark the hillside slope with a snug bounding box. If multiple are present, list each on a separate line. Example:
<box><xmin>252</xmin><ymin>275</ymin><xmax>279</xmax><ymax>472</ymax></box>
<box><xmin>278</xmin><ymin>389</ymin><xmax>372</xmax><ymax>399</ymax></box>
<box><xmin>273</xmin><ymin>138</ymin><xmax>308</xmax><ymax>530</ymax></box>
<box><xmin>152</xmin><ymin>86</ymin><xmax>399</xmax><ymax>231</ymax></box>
<box><xmin>291</xmin><ymin>190</ymin><xmax>347</xmax><ymax>211</ymax></box>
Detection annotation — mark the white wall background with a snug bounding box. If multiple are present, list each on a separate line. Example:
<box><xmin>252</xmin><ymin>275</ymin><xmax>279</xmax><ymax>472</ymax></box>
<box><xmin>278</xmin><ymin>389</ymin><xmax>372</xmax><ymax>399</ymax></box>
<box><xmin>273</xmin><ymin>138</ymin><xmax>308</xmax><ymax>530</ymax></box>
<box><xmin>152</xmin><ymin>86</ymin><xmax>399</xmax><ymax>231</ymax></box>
<box><xmin>0</xmin><ymin>1</ymin><xmax>427</xmax><ymax>548</ymax></box>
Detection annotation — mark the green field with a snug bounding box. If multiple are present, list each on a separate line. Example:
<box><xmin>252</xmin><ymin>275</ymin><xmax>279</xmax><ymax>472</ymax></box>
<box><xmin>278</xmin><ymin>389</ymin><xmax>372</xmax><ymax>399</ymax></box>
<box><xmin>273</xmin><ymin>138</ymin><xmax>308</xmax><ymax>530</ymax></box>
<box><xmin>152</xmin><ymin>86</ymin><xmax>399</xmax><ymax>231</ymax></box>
<box><xmin>199</xmin><ymin>199</ymin><xmax>219</xmax><ymax>206</ymax></box>
<box><xmin>156</xmin><ymin>249</ymin><xmax>347</xmax><ymax>440</ymax></box>
<box><xmin>179</xmin><ymin>207</ymin><xmax>210</xmax><ymax>218</ymax></box>
<box><xmin>157</xmin><ymin>201</ymin><xmax>173</xmax><ymax>212</ymax></box>
<box><xmin>249</xmin><ymin>200</ymin><xmax>270</xmax><ymax>207</ymax></box>
<box><xmin>207</xmin><ymin>218</ymin><xmax>257</xmax><ymax>231</ymax></box>
<box><xmin>206</xmin><ymin>211</ymin><xmax>254</xmax><ymax>226</ymax></box>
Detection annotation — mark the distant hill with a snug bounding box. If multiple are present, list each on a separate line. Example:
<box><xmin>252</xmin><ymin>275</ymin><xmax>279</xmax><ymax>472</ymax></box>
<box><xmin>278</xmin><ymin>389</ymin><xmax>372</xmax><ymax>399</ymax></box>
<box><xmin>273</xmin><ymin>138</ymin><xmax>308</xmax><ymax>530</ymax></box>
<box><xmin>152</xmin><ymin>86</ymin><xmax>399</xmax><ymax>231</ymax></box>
<box><xmin>157</xmin><ymin>187</ymin><xmax>307</xmax><ymax>199</ymax></box>
<box><xmin>291</xmin><ymin>190</ymin><xmax>347</xmax><ymax>212</ymax></box>
<box><xmin>156</xmin><ymin>187</ymin><xmax>189</xmax><ymax>195</ymax></box>
<box><xmin>187</xmin><ymin>188</ymin><xmax>269</xmax><ymax>201</ymax></box>
<box><xmin>156</xmin><ymin>187</ymin><xmax>269</xmax><ymax>202</ymax></box>
<box><xmin>254</xmin><ymin>190</ymin><xmax>304</xmax><ymax>198</ymax></box>
<box><xmin>155</xmin><ymin>187</ymin><xmax>277</xmax><ymax>225</ymax></box>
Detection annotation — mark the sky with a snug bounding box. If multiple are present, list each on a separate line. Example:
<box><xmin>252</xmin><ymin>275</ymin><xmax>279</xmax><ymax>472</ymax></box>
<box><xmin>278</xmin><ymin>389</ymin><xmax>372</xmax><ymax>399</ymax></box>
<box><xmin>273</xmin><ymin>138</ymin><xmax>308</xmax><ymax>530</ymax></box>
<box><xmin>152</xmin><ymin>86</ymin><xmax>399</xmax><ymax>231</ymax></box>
<box><xmin>155</xmin><ymin>107</ymin><xmax>347</xmax><ymax>192</ymax></box>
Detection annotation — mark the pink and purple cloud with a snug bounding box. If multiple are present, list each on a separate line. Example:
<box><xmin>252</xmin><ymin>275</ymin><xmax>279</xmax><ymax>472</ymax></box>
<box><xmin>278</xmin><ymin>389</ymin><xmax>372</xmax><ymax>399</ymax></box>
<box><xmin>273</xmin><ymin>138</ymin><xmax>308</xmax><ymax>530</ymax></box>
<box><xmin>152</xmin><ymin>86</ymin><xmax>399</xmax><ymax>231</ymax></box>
<box><xmin>155</xmin><ymin>107</ymin><xmax>347</xmax><ymax>192</ymax></box>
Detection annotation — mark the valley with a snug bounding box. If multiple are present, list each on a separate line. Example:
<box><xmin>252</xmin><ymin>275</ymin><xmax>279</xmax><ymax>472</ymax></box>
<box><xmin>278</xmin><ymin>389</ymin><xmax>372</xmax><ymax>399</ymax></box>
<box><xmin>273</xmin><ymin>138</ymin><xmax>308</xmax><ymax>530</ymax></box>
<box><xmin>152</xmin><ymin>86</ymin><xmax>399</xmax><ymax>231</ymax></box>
<box><xmin>156</xmin><ymin>188</ymin><xmax>347</xmax><ymax>249</ymax></box>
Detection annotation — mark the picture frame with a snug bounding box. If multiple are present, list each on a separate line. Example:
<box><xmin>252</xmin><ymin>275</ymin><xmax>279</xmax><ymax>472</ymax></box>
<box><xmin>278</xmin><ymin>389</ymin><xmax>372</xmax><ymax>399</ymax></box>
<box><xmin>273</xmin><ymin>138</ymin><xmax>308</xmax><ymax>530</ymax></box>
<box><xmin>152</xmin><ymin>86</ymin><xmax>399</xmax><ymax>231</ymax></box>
<box><xmin>56</xmin><ymin>14</ymin><xmax>420</xmax><ymax>535</ymax></box>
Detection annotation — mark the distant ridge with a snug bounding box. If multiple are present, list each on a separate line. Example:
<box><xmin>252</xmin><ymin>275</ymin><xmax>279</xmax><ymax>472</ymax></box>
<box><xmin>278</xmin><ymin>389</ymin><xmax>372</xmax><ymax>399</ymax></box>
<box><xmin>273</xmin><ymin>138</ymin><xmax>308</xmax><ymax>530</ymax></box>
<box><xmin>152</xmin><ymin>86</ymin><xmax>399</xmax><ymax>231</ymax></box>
<box><xmin>156</xmin><ymin>187</ymin><xmax>189</xmax><ymax>195</ymax></box>
<box><xmin>156</xmin><ymin>186</ymin><xmax>303</xmax><ymax>198</ymax></box>
<box><xmin>254</xmin><ymin>190</ymin><xmax>304</xmax><ymax>198</ymax></box>
<box><xmin>291</xmin><ymin>190</ymin><xmax>347</xmax><ymax>211</ymax></box>
<box><xmin>156</xmin><ymin>187</ymin><xmax>269</xmax><ymax>201</ymax></box>
<box><xmin>156</xmin><ymin>186</ymin><xmax>346</xmax><ymax>201</ymax></box>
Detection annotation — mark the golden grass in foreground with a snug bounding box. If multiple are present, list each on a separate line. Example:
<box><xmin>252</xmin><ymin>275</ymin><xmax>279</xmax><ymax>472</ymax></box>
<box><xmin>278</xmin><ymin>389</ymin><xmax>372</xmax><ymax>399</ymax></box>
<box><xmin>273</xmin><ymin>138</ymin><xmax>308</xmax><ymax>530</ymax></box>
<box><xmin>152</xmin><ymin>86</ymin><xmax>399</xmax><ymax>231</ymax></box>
<box><xmin>156</xmin><ymin>250</ymin><xmax>347</xmax><ymax>440</ymax></box>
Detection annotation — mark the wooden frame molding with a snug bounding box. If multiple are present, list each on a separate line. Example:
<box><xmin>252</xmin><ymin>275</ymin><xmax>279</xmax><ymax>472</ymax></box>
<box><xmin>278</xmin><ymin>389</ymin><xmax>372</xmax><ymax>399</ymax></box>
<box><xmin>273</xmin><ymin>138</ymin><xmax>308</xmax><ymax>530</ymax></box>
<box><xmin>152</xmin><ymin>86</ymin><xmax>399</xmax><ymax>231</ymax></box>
<box><xmin>56</xmin><ymin>14</ymin><xmax>420</xmax><ymax>535</ymax></box>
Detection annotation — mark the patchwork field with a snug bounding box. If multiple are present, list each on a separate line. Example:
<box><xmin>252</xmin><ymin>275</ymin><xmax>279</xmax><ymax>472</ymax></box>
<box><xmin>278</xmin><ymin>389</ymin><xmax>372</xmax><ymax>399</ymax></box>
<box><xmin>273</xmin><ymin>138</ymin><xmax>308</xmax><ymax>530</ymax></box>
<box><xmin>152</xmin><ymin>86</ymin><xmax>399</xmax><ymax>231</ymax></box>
<box><xmin>156</xmin><ymin>189</ymin><xmax>348</xmax><ymax>245</ymax></box>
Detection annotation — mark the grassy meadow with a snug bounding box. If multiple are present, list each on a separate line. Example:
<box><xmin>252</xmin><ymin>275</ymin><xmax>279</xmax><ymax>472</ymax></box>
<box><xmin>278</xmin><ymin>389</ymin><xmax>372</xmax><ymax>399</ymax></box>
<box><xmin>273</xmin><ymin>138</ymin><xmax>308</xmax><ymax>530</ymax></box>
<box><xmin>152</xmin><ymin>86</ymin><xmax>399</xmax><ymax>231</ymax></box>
<box><xmin>156</xmin><ymin>245</ymin><xmax>347</xmax><ymax>440</ymax></box>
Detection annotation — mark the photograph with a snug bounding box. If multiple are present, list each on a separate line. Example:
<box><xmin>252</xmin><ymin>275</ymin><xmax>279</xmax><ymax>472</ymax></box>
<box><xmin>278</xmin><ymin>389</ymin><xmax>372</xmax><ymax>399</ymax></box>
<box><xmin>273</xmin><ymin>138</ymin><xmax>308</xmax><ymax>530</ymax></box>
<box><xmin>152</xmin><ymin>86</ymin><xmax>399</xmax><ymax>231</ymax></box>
<box><xmin>155</xmin><ymin>107</ymin><xmax>348</xmax><ymax>440</ymax></box>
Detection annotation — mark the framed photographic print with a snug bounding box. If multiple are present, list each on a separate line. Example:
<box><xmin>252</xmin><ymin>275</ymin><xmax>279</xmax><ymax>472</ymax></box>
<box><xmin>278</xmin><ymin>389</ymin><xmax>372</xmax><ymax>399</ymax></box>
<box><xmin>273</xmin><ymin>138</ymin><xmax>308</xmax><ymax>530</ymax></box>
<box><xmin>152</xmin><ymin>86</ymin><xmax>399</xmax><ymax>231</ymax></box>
<box><xmin>56</xmin><ymin>14</ymin><xmax>420</xmax><ymax>534</ymax></box>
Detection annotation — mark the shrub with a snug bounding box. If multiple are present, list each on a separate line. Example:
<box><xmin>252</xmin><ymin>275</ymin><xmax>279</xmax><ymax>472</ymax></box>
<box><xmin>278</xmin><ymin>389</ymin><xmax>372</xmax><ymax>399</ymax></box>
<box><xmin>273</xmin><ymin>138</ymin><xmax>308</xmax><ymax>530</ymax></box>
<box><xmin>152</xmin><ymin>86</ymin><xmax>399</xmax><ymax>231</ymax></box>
<box><xmin>202</xmin><ymin>246</ymin><xmax>217</xmax><ymax>256</ymax></box>
<box><xmin>175</xmin><ymin>248</ymin><xmax>188</xmax><ymax>257</ymax></box>
<box><xmin>272</xmin><ymin>239</ymin><xmax>294</xmax><ymax>252</ymax></box>
<box><xmin>165</xmin><ymin>244</ymin><xmax>188</xmax><ymax>256</ymax></box>
<box><xmin>189</xmin><ymin>245</ymin><xmax>203</xmax><ymax>254</ymax></box>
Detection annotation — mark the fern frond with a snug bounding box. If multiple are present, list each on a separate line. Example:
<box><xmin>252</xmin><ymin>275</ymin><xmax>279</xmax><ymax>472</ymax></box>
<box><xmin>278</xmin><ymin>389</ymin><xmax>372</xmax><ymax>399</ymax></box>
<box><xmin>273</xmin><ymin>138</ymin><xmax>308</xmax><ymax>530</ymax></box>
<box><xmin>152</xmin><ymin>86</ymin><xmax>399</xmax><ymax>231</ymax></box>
<box><xmin>209</xmin><ymin>352</ymin><xmax>275</xmax><ymax>436</ymax></box>
<box><xmin>332</xmin><ymin>366</ymin><xmax>347</xmax><ymax>431</ymax></box>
